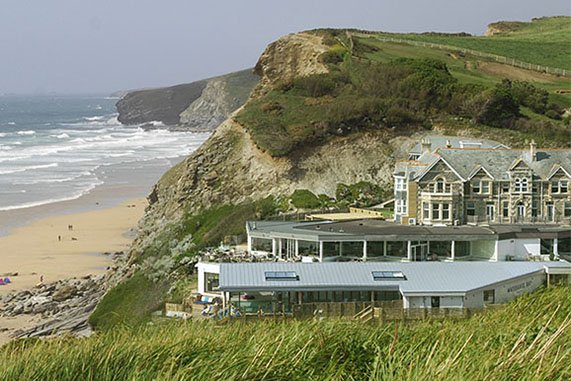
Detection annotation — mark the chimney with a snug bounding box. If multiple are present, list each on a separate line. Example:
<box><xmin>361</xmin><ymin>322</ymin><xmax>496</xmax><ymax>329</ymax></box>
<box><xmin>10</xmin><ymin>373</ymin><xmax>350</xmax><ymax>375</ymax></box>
<box><xmin>421</xmin><ymin>138</ymin><xmax>431</xmax><ymax>153</ymax></box>
<box><xmin>445</xmin><ymin>139</ymin><xmax>452</xmax><ymax>148</ymax></box>
<box><xmin>530</xmin><ymin>140</ymin><xmax>537</xmax><ymax>162</ymax></box>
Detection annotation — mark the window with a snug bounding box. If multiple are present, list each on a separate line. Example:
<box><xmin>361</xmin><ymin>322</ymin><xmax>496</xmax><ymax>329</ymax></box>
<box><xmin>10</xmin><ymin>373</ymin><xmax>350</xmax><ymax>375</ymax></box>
<box><xmin>565</xmin><ymin>202</ymin><xmax>571</xmax><ymax>217</ymax></box>
<box><xmin>546</xmin><ymin>202</ymin><xmax>554</xmax><ymax>221</ymax></box>
<box><xmin>481</xmin><ymin>181</ymin><xmax>490</xmax><ymax>194</ymax></box>
<box><xmin>521</xmin><ymin>178</ymin><xmax>528</xmax><ymax>192</ymax></box>
<box><xmin>372</xmin><ymin>271</ymin><xmax>406</xmax><ymax>280</ymax></box>
<box><xmin>396</xmin><ymin>199</ymin><xmax>407</xmax><ymax>215</ymax></box>
<box><xmin>514</xmin><ymin>178</ymin><xmax>521</xmax><ymax>192</ymax></box>
<box><xmin>532</xmin><ymin>183</ymin><xmax>538</xmax><ymax>193</ymax></box>
<box><xmin>517</xmin><ymin>203</ymin><xmax>525</xmax><ymax>217</ymax></box>
<box><xmin>502</xmin><ymin>183</ymin><xmax>509</xmax><ymax>193</ymax></box>
<box><xmin>532</xmin><ymin>200</ymin><xmax>538</xmax><ymax>217</ymax></box>
<box><xmin>472</xmin><ymin>181</ymin><xmax>480</xmax><ymax>193</ymax></box>
<box><xmin>205</xmin><ymin>273</ymin><xmax>219</xmax><ymax>292</ymax></box>
<box><xmin>432</xmin><ymin>203</ymin><xmax>441</xmax><ymax>220</ymax></box>
<box><xmin>561</xmin><ymin>181</ymin><xmax>568</xmax><ymax>194</ymax></box>
<box><xmin>265</xmin><ymin>272</ymin><xmax>299</xmax><ymax>281</ymax></box>
<box><xmin>445</xmin><ymin>183</ymin><xmax>451</xmax><ymax>193</ymax></box>
<box><xmin>436</xmin><ymin>179</ymin><xmax>444</xmax><ymax>193</ymax></box>
<box><xmin>442</xmin><ymin>204</ymin><xmax>450</xmax><ymax>220</ymax></box>
<box><xmin>486</xmin><ymin>203</ymin><xmax>494</xmax><ymax>219</ymax></box>
<box><xmin>467</xmin><ymin>203</ymin><xmax>475</xmax><ymax>216</ymax></box>
<box><xmin>503</xmin><ymin>201</ymin><xmax>509</xmax><ymax>217</ymax></box>
<box><xmin>395</xmin><ymin>178</ymin><xmax>407</xmax><ymax>191</ymax></box>
<box><xmin>423</xmin><ymin>202</ymin><xmax>429</xmax><ymax>219</ymax></box>
<box><xmin>552</xmin><ymin>181</ymin><xmax>559</xmax><ymax>193</ymax></box>
<box><xmin>431</xmin><ymin>296</ymin><xmax>440</xmax><ymax>308</ymax></box>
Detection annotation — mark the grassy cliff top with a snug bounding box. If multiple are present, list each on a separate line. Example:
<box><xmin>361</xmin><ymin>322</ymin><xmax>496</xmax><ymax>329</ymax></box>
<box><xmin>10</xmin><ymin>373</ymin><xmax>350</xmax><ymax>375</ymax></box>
<box><xmin>235</xmin><ymin>22</ymin><xmax>570</xmax><ymax>157</ymax></box>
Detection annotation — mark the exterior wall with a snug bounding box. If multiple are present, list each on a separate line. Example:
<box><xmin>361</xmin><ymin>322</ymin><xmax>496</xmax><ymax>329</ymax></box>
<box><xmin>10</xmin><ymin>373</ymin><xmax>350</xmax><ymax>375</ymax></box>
<box><xmin>496</xmin><ymin>238</ymin><xmax>540</xmax><ymax>261</ymax></box>
<box><xmin>416</xmin><ymin>160</ymin><xmax>463</xmax><ymax>225</ymax></box>
<box><xmin>493</xmin><ymin>272</ymin><xmax>545</xmax><ymax>304</ymax></box>
<box><xmin>463</xmin><ymin>290</ymin><xmax>483</xmax><ymax>308</ymax></box>
<box><xmin>404</xmin><ymin>295</ymin><xmax>464</xmax><ymax>308</ymax></box>
<box><xmin>196</xmin><ymin>263</ymin><xmax>221</xmax><ymax>296</ymax></box>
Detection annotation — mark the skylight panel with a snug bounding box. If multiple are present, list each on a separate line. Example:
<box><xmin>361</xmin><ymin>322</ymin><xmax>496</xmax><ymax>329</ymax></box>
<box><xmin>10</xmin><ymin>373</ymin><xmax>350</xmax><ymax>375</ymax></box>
<box><xmin>372</xmin><ymin>271</ymin><xmax>406</xmax><ymax>280</ymax></box>
<box><xmin>265</xmin><ymin>271</ymin><xmax>299</xmax><ymax>281</ymax></box>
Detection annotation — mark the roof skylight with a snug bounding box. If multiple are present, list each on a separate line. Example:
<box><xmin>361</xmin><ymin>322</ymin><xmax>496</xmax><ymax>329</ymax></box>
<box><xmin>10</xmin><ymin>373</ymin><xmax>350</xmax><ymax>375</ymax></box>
<box><xmin>372</xmin><ymin>271</ymin><xmax>406</xmax><ymax>281</ymax></box>
<box><xmin>265</xmin><ymin>271</ymin><xmax>299</xmax><ymax>281</ymax></box>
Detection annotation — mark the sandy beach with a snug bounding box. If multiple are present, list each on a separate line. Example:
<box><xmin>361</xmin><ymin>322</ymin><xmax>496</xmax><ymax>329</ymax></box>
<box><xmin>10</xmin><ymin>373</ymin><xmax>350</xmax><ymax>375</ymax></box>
<box><xmin>0</xmin><ymin>197</ymin><xmax>147</xmax><ymax>344</ymax></box>
<box><xmin>0</xmin><ymin>197</ymin><xmax>147</xmax><ymax>297</ymax></box>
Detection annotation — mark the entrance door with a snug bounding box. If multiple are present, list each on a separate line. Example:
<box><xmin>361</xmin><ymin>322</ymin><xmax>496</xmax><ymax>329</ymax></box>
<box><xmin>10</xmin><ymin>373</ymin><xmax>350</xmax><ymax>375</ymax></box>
<box><xmin>517</xmin><ymin>204</ymin><xmax>525</xmax><ymax>219</ymax></box>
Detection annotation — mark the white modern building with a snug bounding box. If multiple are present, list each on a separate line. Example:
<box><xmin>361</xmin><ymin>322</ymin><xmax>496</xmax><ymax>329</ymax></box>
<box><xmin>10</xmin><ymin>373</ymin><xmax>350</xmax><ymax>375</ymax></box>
<box><xmin>245</xmin><ymin>220</ymin><xmax>571</xmax><ymax>262</ymax></box>
<box><xmin>196</xmin><ymin>261</ymin><xmax>570</xmax><ymax>312</ymax></box>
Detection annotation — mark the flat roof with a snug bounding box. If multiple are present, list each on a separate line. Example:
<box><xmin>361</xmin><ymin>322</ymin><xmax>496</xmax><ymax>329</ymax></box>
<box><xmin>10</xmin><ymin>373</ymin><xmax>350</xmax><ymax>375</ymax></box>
<box><xmin>219</xmin><ymin>262</ymin><xmax>571</xmax><ymax>295</ymax></box>
<box><xmin>247</xmin><ymin>220</ymin><xmax>570</xmax><ymax>242</ymax></box>
<box><xmin>307</xmin><ymin>212</ymin><xmax>383</xmax><ymax>221</ymax></box>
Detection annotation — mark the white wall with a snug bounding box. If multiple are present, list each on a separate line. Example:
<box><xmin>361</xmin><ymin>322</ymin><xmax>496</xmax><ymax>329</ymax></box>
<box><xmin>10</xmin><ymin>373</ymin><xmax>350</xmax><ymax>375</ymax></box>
<box><xmin>496</xmin><ymin>238</ymin><xmax>540</xmax><ymax>261</ymax></box>
<box><xmin>514</xmin><ymin>239</ymin><xmax>540</xmax><ymax>258</ymax></box>
<box><xmin>196</xmin><ymin>262</ymin><xmax>220</xmax><ymax>296</ymax></box>
<box><xmin>464</xmin><ymin>290</ymin><xmax>483</xmax><ymax>308</ymax></box>
<box><xmin>493</xmin><ymin>272</ymin><xmax>545</xmax><ymax>304</ymax></box>
<box><xmin>404</xmin><ymin>295</ymin><xmax>463</xmax><ymax>308</ymax></box>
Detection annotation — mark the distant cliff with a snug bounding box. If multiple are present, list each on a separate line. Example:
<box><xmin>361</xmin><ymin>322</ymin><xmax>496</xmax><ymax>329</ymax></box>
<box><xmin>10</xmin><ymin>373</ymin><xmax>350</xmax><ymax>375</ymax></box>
<box><xmin>116</xmin><ymin>69</ymin><xmax>258</xmax><ymax>129</ymax></box>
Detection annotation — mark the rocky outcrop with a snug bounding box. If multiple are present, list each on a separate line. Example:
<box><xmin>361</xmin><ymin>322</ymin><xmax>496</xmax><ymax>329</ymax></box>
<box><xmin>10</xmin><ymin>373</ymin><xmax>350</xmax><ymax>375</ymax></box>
<box><xmin>117</xmin><ymin>81</ymin><xmax>208</xmax><ymax>126</ymax></box>
<box><xmin>116</xmin><ymin>70</ymin><xmax>258</xmax><ymax>129</ymax></box>
<box><xmin>252</xmin><ymin>32</ymin><xmax>329</xmax><ymax>97</ymax></box>
<box><xmin>0</xmin><ymin>252</ymin><xmax>131</xmax><ymax>340</ymax></box>
<box><xmin>179</xmin><ymin>70</ymin><xmax>259</xmax><ymax>130</ymax></box>
<box><xmin>484</xmin><ymin>21</ymin><xmax>526</xmax><ymax>36</ymax></box>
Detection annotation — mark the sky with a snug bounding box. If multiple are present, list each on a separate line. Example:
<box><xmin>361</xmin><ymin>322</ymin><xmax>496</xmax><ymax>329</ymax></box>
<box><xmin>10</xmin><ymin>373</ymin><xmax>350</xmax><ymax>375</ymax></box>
<box><xmin>1</xmin><ymin>0</ymin><xmax>569</xmax><ymax>94</ymax></box>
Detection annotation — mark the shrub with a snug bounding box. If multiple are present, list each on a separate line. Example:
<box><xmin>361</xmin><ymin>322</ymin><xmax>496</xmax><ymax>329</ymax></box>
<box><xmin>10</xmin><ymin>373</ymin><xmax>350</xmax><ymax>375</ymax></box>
<box><xmin>545</xmin><ymin>109</ymin><xmax>562</xmax><ymax>120</ymax></box>
<box><xmin>293</xmin><ymin>74</ymin><xmax>337</xmax><ymax>97</ymax></box>
<box><xmin>290</xmin><ymin>189</ymin><xmax>321</xmax><ymax>209</ymax></box>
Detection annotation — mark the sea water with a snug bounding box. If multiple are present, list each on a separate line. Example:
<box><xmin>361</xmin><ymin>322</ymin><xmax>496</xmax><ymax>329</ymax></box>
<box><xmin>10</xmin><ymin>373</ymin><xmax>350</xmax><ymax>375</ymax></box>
<box><xmin>0</xmin><ymin>95</ymin><xmax>209</xmax><ymax>212</ymax></box>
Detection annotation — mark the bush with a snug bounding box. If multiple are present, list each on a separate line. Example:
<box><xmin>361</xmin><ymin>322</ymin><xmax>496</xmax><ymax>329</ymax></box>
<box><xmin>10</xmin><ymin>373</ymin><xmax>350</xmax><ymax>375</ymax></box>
<box><xmin>293</xmin><ymin>74</ymin><xmax>337</xmax><ymax>97</ymax></box>
<box><xmin>545</xmin><ymin>109</ymin><xmax>562</xmax><ymax>120</ymax></box>
<box><xmin>290</xmin><ymin>189</ymin><xmax>321</xmax><ymax>209</ymax></box>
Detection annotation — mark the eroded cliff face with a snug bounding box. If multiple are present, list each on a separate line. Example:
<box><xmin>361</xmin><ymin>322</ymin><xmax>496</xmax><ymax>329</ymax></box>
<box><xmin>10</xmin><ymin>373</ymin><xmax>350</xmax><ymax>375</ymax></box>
<box><xmin>251</xmin><ymin>32</ymin><xmax>329</xmax><ymax>97</ymax></box>
<box><xmin>131</xmin><ymin>32</ymin><xmax>418</xmax><ymax>253</ymax></box>
<box><xmin>116</xmin><ymin>70</ymin><xmax>258</xmax><ymax>129</ymax></box>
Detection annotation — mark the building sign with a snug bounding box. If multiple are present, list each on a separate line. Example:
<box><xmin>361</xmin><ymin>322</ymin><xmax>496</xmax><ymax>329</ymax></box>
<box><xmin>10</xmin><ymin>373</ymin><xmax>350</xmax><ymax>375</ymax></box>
<box><xmin>507</xmin><ymin>280</ymin><xmax>532</xmax><ymax>293</ymax></box>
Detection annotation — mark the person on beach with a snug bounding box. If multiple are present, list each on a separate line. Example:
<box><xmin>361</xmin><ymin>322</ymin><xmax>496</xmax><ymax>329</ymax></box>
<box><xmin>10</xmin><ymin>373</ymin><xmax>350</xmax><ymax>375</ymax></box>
<box><xmin>58</xmin><ymin>235</ymin><xmax>61</xmax><ymax>241</ymax></box>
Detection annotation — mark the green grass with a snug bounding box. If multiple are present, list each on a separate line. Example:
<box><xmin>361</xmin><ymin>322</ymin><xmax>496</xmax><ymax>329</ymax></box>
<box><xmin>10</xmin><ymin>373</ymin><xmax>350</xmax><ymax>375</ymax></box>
<box><xmin>376</xmin><ymin>16</ymin><xmax>571</xmax><ymax>70</ymax></box>
<box><xmin>2</xmin><ymin>285</ymin><xmax>569</xmax><ymax>380</ymax></box>
<box><xmin>88</xmin><ymin>273</ymin><xmax>169</xmax><ymax>330</ymax></box>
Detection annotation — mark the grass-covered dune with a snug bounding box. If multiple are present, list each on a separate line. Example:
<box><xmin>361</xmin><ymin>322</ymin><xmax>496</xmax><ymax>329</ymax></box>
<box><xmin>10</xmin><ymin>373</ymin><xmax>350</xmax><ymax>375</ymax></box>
<box><xmin>2</xmin><ymin>285</ymin><xmax>569</xmax><ymax>380</ymax></box>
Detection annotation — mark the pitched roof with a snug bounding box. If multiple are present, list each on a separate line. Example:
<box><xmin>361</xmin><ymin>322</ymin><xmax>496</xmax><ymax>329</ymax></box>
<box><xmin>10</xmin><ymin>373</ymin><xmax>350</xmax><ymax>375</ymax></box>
<box><xmin>219</xmin><ymin>262</ymin><xmax>571</xmax><ymax>295</ymax></box>
<box><xmin>408</xmin><ymin>136</ymin><xmax>507</xmax><ymax>154</ymax></box>
<box><xmin>434</xmin><ymin>148</ymin><xmax>571</xmax><ymax>181</ymax></box>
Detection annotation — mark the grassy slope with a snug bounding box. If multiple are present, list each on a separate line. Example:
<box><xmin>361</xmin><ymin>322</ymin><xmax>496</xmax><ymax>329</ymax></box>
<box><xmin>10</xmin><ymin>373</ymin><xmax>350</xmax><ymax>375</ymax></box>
<box><xmin>381</xmin><ymin>16</ymin><xmax>571</xmax><ymax>70</ymax></box>
<box><xmin>2</xmin><ymin>285</ymin><xmax>569</xmax><ymax>380</ymax></box>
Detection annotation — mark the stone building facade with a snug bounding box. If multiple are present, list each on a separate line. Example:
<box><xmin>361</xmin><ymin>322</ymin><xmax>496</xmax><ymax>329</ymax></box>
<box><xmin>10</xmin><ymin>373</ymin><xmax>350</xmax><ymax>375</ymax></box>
<box><xmin>394</xmin><ymin>138</ymin><xmax>571</xmax><ymax>226</ymax></box>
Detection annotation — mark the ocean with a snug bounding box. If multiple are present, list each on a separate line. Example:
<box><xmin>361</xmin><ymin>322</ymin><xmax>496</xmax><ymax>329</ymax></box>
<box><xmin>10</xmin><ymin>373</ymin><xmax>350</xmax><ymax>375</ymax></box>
<box><xmin>0</xmin><ymin>95</ymin><xmax>209</xmax><ymax>214</ymax></box>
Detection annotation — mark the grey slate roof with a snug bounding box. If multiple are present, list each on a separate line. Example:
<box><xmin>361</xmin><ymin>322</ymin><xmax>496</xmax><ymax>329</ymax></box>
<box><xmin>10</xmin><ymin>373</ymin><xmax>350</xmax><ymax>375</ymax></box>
<box><xmin>431</xmin><ymin>148</ymin><xmax>571</xmax><ymax>181</ymax></box>
<box><xmin>219</xmin><ymin>262</ymin><xmax>571</xmax><ymax>295</ymax></box>
<box><xmin>408</xmin><ymin>136</ymin><xmax>507</xmax><ymax>154</ymax></box>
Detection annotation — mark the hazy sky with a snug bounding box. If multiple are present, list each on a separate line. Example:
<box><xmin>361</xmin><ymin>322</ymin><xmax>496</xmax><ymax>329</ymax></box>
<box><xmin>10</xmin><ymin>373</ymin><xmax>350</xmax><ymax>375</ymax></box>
<box><xmin>1</xmin><ymin>0</ymin><xmax>569</xmax><ymax>94</ymax></box>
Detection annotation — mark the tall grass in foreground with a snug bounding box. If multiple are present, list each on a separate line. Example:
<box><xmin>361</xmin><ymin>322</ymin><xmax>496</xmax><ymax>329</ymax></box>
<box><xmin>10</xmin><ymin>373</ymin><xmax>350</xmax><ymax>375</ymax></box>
<box><xmin>1</xmin><ymin>286</ymin><xmax>569</xmax><ymax>380</ymax></box>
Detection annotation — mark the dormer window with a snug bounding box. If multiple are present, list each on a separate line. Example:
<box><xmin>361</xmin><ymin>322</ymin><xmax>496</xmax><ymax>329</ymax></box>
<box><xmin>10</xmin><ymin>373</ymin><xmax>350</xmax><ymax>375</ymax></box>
<box><xmin>472</xmin><ymin>181</ymin><xmax>480</xmax><ymax>193</ymax></box>
<box><xmin>436</xmin><ymin>179</ymin><xmax>444</xmax><ymax>193</ymax></box>
<box><xmin>521</xmin><ymin>178</ymin><xmax>528</xmax><ymax>192</ymax></box>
